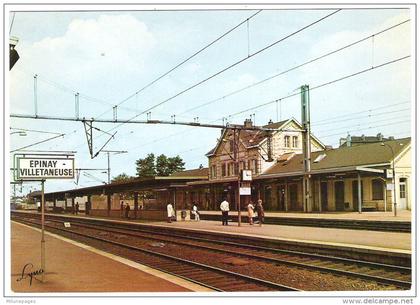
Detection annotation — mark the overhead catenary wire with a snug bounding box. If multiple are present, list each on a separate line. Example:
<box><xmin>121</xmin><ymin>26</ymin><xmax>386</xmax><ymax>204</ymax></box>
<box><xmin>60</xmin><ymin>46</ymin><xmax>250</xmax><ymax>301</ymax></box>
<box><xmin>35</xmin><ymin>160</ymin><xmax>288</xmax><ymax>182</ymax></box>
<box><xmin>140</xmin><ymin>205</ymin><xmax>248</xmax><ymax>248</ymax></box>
<box><xmin>177</xmin><ymin>19</ymin><xmax>410</xmax><ymax>116</ymax></box>
<box><xmin>220</xmin><ymin>55</ymin><xmax>410</xmax><ymax>121</ymax></box>
<box><xmin>166</xmin><ymin>109</ymin><xmax>411</xmax><ymax>158</ymax></box>
<box><xmin>101</xmin><ymin>9</ymin><xmax>341</xmax><ymax>135</ymax></box>
<box><xmin>86</xmin><ymin>54</ymin><xmax>411</xmax><ymax>154</ymax></box>
<box><xmin>95</xmin><ymin>10</ymin><xmax>263</xmax><ymax>119</ymax></box>
<box><xmin>57</xmin><ymin>11</ymin><xmax>407</xmax><ymax>155</ymax></box>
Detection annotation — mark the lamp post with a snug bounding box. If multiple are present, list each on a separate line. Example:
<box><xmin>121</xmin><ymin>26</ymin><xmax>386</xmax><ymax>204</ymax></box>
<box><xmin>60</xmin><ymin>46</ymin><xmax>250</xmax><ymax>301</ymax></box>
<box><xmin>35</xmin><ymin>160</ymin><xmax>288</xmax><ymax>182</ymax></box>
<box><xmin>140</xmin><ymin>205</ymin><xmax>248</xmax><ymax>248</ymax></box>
<box><xmin>381</xmin><ymin>142</ymin><xmax>397</xmax><ymax>217</ymax></box>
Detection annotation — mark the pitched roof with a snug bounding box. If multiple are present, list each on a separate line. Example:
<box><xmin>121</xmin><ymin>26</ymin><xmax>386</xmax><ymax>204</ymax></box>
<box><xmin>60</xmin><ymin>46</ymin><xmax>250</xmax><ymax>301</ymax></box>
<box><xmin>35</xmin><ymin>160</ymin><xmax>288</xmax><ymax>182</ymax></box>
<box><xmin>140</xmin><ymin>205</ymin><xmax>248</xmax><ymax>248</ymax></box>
<box><xmin>260</xmin><ymin>137</ymin><xmax>410</xmax><ymax>178</ymax></box>
<box><xmin>170</xmin><ymin>167</ymin><xmax>209</xmax><ymax>177</ymax></box>
<box><xmin>206</xmin><ymin>119</ymin><xmax>290</xmax><ymax>156</ymax></box>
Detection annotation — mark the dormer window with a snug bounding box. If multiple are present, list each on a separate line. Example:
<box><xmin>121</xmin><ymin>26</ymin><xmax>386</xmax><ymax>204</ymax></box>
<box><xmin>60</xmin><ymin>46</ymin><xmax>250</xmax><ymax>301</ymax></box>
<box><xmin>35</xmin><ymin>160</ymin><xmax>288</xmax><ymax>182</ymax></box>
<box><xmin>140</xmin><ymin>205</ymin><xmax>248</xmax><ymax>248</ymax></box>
<box><xmin>314</xmin><ymin>153</ymin><xmax>327</xmax><ymax>163</ymax></box>
<box><xmin>284</xmin><ymin>136</ymin><xmax>290</xmax><ymax>147</ymax></box>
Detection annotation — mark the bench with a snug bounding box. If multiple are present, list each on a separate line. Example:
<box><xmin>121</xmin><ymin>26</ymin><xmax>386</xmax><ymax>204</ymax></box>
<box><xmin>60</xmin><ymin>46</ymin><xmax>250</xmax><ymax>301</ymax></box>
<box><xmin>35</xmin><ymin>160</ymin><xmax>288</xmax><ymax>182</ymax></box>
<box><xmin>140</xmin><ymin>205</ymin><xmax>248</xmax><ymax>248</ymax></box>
<box><xmin>362</xmin><ymin>201</ymin><xmax>378</xmax><ymax>211</ymax></box>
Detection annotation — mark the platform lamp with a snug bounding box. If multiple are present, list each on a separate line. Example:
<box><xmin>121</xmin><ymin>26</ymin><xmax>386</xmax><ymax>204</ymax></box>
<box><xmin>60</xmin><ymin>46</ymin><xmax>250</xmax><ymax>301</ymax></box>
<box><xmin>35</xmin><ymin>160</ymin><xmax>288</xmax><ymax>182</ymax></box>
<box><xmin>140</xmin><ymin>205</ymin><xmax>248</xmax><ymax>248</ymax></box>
<box><xmin>381</xmin><ymin>142</ymin><xmax>403</xmax><ymax>217</ymax></box>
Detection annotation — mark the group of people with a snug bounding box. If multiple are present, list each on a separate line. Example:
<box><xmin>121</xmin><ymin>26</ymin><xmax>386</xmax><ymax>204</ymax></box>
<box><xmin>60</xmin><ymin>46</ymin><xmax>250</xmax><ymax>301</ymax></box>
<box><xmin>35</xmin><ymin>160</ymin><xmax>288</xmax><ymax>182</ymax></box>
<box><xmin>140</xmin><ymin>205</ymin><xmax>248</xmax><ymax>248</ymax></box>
<box><xmin>164</xmin><ymin>199</ymin><xmax>264</xmax><ymax>226</ymax></box>
<box><xmin>220</xmin><ymin>198</ymin><xmax>265</xmax><ymax>226</ymax></box>
<box><xmin>166</xmin><ymin>203</ymin><xmax>200</xmax><ymax>223</ymax></box>
<box><xmin>120</xmin><ymin>201</ymin><xmax>131</xmax><ymax>219</ymax></box>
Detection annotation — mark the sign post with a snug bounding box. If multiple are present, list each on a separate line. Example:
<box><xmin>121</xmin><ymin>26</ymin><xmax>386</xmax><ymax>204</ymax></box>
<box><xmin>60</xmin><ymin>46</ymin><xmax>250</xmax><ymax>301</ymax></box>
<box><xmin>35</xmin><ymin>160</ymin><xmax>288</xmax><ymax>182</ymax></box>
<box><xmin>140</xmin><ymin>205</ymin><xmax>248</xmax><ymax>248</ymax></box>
<box><xmin>14</xmin><ymin>154</ymin><xmax>75</xmax><ymax>284</ymax></box>
<box><xmin>41</xmin><ymin>179</ymin><xmax>45</xmax><ymax>283</ymax></box>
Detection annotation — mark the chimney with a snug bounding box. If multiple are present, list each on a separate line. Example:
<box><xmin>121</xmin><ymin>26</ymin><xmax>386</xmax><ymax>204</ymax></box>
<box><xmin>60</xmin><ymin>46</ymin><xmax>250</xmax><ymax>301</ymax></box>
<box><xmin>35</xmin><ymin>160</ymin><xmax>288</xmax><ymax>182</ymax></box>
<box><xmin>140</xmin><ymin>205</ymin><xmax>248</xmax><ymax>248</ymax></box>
<box><xmin>346</xmin><ymin>134</ymin><xmax>351</xmax><ymax>147</ymax></box>
<box><xmin>244</xmin><ymin>118</ymin><xmax>253</xmax><ymax>128</ymax></box>
<box><xmin>325</xmin><ymin>145</ymin><xmax>333</xmax><ymax>150</ymax></box>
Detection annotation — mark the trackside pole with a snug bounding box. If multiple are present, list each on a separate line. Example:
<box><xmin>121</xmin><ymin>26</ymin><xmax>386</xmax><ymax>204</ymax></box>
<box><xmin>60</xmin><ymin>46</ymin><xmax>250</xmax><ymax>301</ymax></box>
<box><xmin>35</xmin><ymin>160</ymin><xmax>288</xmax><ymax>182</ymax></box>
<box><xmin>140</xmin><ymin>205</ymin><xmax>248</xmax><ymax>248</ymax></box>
<box><xmin>41</xmin><ymin>179</ymin><xmax>46</xmax><ymax>282</ymax></box>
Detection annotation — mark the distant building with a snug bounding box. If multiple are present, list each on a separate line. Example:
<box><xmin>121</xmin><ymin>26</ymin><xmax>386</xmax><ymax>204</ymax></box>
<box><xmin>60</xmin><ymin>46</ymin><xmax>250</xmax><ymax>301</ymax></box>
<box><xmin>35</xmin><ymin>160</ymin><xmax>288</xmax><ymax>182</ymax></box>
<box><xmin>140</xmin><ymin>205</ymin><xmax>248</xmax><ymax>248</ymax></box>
<box><xmin>339</xmin><ymin>133</ymin><xmax>395</xmax><ymax>147</ymax></box>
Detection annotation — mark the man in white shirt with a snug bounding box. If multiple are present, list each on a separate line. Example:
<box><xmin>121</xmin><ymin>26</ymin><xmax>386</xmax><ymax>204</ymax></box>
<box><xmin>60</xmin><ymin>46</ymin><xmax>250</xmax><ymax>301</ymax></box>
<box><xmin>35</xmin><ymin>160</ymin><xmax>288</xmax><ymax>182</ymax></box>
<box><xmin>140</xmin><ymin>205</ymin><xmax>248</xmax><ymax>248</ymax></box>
<box><xmin>167</xmin><ymin>203</ymin><xmax>174</xmax><ymax>223</ymax></box>
<box><xmin>220</xmin><ymin>199</ymin><xmax>230</xmax><ymax>226</ymax></box>
<box><xmin>192</xmin><ymin>204</ymin><xmax>200</xmax><ymax>221</ymax></box>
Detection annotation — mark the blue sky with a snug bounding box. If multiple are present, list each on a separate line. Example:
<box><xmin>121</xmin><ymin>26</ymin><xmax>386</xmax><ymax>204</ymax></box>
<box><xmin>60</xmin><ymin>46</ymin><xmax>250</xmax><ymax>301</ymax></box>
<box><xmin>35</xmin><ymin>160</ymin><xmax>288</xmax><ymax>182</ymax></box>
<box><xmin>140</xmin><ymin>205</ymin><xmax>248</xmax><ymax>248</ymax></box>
<box><xmin>8</xmin><ymin>6</ymin><xmax>412</xmax><ymax>194</ymax></box>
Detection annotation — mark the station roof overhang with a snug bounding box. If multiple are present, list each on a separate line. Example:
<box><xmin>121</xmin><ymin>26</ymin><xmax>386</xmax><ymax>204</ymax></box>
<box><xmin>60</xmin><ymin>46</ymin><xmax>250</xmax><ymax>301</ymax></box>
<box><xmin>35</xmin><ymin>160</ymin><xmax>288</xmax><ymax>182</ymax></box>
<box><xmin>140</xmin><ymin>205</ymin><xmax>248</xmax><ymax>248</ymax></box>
<box><xmin>37</xmin><ymin>176</ymin><xmax>208</xmax><ymax>199</ymax></box>
<box><xmin>255</xmin><ymin>163</ymin><xmax>389</xmax><ymax>181</ymax></box>
<box><xmin>186</xmin><ymin>177</ymin><xmax>239</xmax><ymax>187</ymax></box>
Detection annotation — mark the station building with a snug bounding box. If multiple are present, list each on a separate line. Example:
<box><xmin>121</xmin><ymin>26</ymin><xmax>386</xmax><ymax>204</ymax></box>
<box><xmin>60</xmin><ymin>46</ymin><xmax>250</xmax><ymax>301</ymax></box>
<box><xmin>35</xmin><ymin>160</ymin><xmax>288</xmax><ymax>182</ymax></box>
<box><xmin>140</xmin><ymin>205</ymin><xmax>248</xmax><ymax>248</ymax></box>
<box><xmin>38</xmin><ymin>118</ymin><xmax>412</xmax><ymax>216</ymax></box>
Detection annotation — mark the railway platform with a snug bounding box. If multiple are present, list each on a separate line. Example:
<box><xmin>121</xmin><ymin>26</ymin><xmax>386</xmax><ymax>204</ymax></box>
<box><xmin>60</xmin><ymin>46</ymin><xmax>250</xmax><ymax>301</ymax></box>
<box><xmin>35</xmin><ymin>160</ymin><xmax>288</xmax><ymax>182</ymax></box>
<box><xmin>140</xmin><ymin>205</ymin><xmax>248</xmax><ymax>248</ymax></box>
<box><xmin>10</xmin><ymin>221</ymin><xmax>212</xmax><ymax>293</ymax></box>
<box><xmin>12</xmin><ymin>210</ymin><xmax>411</xmax><ymax>253</ymax></box>
<box><xmin>196</xmin><ymin>210</ymin><xmax>411</xmax><ymax>232</ymax></box>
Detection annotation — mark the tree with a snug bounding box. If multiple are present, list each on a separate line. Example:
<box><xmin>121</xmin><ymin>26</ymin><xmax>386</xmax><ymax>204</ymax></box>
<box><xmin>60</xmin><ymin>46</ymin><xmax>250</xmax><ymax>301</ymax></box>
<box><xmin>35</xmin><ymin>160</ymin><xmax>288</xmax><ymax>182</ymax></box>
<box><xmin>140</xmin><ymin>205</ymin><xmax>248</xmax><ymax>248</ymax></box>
<box><xmin>136</xmin><ymin>153</ymin><xmax>156</xmax><ymax>177</ymax></box>
<box><xmin>156</xmin><ymin>154</ymin><xmax>170</xmax><ymax>176</ymax></box>
<box><xmin>135</xmin><ymin>153</ymin><xmax>185</xmax><ymax>177</ymax></box>
<box><xmin>166</xmin><ymin>155</ymin><xmax>185</xmax><ymax>174</ymax></box>
<box><xmin>111</xmin><ymin>173</ymin><xmax>134</xmax><ymax>183</ymax></box>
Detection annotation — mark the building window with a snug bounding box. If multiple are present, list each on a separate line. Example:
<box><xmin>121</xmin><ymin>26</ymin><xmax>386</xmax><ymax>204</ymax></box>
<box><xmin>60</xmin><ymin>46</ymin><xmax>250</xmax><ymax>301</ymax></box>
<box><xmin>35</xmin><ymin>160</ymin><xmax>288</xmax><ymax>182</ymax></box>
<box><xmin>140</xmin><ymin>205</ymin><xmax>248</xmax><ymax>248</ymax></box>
<box><xmin>284</xmin><ymin>136</ymin><xmax>290</xmax><ymax>147</ymax></box>
<box><xmin>211</xmin><ymin>165</ymin><xmax>216</xmax><ymax>178</ymax></box>
<box><xmin>221</xmin><ymin>163</ymin><xmax>226</xmax><ymax>177</ymax></box>
<box><xmin>252</xmin><ymin>159</ymin><xmax>259</xmax><ymax>174</ymax></box>
<box><xmin>399</xmin><ymin>178</ymin><xmax>406</xmax><ymax>199</ymax></box>
<box><xmin>292</xmin><ymin>136</ymin><xmax>298</xmax><ymax>148</ymax></box>
<box><xmin>371</xmin><ymin>179</ymin><xmax>384</xmax><ymax>200</ymax></box>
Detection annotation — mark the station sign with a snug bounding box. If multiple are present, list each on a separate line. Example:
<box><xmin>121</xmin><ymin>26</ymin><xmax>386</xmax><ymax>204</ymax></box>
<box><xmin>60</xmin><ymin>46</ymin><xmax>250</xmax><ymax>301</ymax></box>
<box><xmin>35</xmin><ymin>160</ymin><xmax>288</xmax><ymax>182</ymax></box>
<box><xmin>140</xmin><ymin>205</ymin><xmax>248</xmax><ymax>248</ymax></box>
<box><xmin>239</xmin><ymin>187</ymin><xmax>251</xmax><ymax>195</ymax></box>
<box><xmin>16</xmin><ymin>156</ymin><xmax>75</xmax><ymax>180</ymax></box>
<box><xmin>385</xmin><ymin>169</ymin><xmax>393</xmax><ymax>179</ymax></box>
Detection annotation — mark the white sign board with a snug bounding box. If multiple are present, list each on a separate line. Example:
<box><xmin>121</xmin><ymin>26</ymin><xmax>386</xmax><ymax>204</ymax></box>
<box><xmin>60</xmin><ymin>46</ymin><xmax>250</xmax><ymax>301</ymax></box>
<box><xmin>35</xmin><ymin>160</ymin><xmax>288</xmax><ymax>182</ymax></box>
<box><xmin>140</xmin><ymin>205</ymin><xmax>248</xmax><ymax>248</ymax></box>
<box><xmin>16</xmin><ymin>157</ymin><xmax>75</xmax><ymax>180</ymax></box>
<box><xmin>239</xmin><ymin>187</ymin><xmax>251</xmax><ymax>195</ymax></box>
<box><xmin>386</xmin><ymin>183</ymin><xmax>394</xmax><ymax>191</ymax></box>
<box><xmin>385</xmin><ymin>169</ymin><xmax>393</xmax><ymax>179</ymax></box>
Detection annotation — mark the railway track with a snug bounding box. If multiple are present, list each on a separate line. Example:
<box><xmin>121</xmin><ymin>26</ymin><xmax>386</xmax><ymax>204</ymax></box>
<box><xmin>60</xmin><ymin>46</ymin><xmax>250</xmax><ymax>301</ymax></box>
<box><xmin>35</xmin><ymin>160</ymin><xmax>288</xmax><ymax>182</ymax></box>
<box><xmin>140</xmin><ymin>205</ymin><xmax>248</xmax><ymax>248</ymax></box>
<box><xmin>13</xmin><ymin>216</ymin><xmax>298</xmax><ymax>292</ymax></box>
<box><xmin>12</xmin><ymin>213</ymin><xmax>411</xmax><ymax>291</ymax></box>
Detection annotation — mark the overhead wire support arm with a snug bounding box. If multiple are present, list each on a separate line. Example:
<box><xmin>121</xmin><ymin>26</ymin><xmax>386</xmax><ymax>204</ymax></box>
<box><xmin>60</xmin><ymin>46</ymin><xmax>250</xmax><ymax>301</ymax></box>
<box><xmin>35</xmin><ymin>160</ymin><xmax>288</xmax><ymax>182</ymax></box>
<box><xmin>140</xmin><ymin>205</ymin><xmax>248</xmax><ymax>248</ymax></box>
<box><xmin>83</xmin><ymin>120</ymin><xmax>93</xmax><ymax>158</ymax></box>
<box><xmin>10</xmin><ymin>114</ymin><xmax>277</xmax><ymax>132</ymax></box>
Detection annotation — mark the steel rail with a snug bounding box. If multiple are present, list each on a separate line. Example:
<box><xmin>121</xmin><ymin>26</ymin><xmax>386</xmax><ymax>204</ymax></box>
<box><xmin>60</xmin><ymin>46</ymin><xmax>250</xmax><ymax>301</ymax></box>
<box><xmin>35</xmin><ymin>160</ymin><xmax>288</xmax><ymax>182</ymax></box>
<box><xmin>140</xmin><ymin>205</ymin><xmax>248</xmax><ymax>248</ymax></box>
<box><xmin>37</xmin><ymin>216</ymin><xmax>412</xmax><ymax>289</ymax></box>
<box><xmin>13</xmin><ymin>213</ymin><xmax>410</xmax><ymax>289</ymax></box>
<box><xmin>13</xmin><ymin>217</ymin><xmax>298</xmax><ymax>292</ymax></box>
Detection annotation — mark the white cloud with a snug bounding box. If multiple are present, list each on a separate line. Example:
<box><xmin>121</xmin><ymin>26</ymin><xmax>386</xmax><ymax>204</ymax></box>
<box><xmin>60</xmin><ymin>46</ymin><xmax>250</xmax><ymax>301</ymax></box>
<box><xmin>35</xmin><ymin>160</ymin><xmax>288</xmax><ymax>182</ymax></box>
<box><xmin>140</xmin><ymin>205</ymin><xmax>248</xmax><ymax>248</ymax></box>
<box><xmin>12</xmin><ymin>14</ymin><xmax>156</xmax><ymax>104</ymax></box>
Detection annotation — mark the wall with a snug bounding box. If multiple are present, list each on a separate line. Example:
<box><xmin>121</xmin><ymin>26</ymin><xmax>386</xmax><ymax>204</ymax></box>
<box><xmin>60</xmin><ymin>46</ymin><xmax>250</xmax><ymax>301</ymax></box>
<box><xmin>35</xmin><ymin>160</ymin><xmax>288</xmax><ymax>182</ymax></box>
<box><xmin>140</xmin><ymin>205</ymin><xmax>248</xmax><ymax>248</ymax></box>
<box><xmin>91</xmin><ymin>194</ymin><xmax>107</xmax><ymax>210</ymax></box>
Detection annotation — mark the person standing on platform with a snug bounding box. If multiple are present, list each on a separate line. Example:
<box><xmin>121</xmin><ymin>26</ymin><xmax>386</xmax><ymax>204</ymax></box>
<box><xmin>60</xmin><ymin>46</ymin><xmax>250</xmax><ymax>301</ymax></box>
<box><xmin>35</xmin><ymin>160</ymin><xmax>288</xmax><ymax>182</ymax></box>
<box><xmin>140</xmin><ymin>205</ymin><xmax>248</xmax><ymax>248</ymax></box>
<box><xmin>256</xmin><ymin>199</ymin><xmax>265</xmax><ymax>227</ymax></box>
<box><xmin>75</xmin><ymin>202</ymin><xmax>79</xmax><ymax>215</ymax></box>
<box><xmin>167</xmin><ymin>203</ymin><xmax>175</xmax><ymax>223</ymax></box>
<box><xmin>192</xmin><ymin>203</ymin><xmax>200</xmax><ymax>221</ymax></box>
<box><xmin>247</xmin><ymin>202</ymin><xmax>254</xmax><ymax>225</ymax></box>
<box><xmin>220</xmin><ymin>198</ymin><xmax>229</xmax><ymax>226</ymax></box>
<box><xmin>125</xmin><ymin>203</ymin><xmax>131</xmax><ymax>219</ymax></box>
<box><xmin>120</xmin><ymin>201</ymin><xmax>124</xmax><ymax>218</ymax></box>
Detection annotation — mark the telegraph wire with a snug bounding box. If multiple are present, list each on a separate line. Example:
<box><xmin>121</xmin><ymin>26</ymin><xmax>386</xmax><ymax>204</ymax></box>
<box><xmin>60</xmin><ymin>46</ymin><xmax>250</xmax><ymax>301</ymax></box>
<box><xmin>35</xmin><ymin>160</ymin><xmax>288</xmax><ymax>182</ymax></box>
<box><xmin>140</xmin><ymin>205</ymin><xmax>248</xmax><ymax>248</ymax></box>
<box><xmin>178</xmin><ymin>19</ymin><xmax>410</xmax><ymax>116</ymax></box>
<box><xmin>221</xmin><ymin>55</ymin><xmax>410</xmax><ymax>120</ymax></box>
<box><xmin>315</xmin><ymin>114</ymin><xmax>411</xmax><ymax>136</ymax></box>
<box><xmin>102</xmin><ymin>9</ymin><xmax>341</xmax><ymax>134</ymax></box>
<box><xmin>318</xmin><ymin>120</ymin><xmax>410</xmax><ymax>139</ymax></box>
<box><xmin>313</xmin><ymin>101</ymin><xmax>410</xmax><ymax>123</ymax></box>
